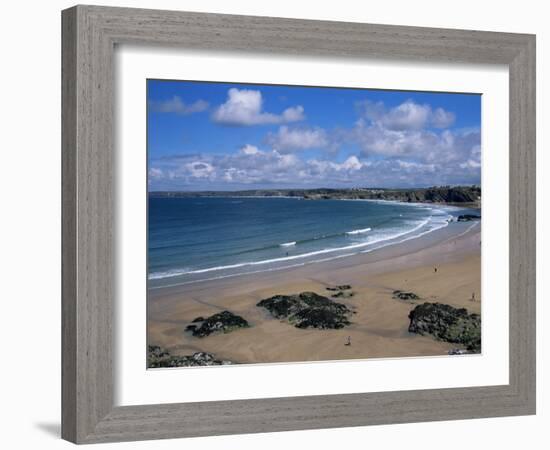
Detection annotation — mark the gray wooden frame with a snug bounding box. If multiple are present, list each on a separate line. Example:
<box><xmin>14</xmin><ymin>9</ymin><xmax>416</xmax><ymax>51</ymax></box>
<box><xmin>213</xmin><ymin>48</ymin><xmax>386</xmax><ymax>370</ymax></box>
<box><xmin>61</xmin><ymin>4</ymin><xmax>536</xmax><ymax>444</ymax></box>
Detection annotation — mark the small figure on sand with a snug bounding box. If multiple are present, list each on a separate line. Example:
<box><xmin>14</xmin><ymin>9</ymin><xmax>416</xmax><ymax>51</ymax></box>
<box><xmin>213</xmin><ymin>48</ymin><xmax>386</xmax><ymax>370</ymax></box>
<box><xmin>471</xmin><ymin>292</ymin><xmax>476</xmax><ymax>302</ymax></box>
<box><xmin>434</xmin><ymin>267</ymin><xmax>438</xmax><ymax>273</ymax></box>
<box><xmin>345</xmin><ymin>336</ymin><xmax>352</xmax><ymax>346</ymax></box>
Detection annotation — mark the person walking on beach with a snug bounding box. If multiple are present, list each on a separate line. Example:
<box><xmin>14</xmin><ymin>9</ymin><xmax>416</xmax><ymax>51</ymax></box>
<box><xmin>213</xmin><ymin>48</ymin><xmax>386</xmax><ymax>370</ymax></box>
<box><xmin>345</xmin><ymin>336</ymin><xmax>351</xmax><ymax>346</ymax></box>
<box><xmin>471</xmin><ymin>292</ymin><xmax>476</xmax><ymax>302</ymax></box>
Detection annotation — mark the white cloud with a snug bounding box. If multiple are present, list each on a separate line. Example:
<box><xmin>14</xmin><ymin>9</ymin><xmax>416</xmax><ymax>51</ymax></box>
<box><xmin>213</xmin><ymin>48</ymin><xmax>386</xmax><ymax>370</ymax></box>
<box><xmin>459</xmin><ymin>144</ymin><xmax>482</xmax><ymax>169</ymax></box>
<box><xmin>266</xmin><ymin>126</ymin><xmax>328</xmax><ymax>152</ymax></box>
<box><xmin>341</xmin><ymin>155</ymin><xmax>363</xmax><ymax>171</ymax></box>
<box><xmin>184</xmin><ymin>161</ymin><xmax>214</xmax><ymax>178</ymax></box>
<box><xmin>148</xmin><ymin>167</ymin><xmax>164</xmax><ymax>178</ymax></box>
<box><xmin>148</xmin><ymin>98</ymin><xmax>478</xmax><ymax>190</ymax></box>
<box><xmin>212</xmin><ymin>88</ymin><xmax>305</xmax><ymax>126</ymax></box>
<box><xmin>149</xmin><ymin>145</ymin><xmax>302</xmax><ymax>188</ymax></box>
<box><xmin>149</xmin><ymin>144</ymin><xmax>480</xmax><ymax>190</ymax></box>
<box><xmin>431</xmin><ymin>107</ymin><xmax>456</xmax><ymax>128</ymax></box>
<box><xmin>149</xmin><ymin>96</ymin><xmax>209</xmax><ymax>115</ymax></box>
<box><xmin>459</xmin><ymin>159</ymin><xmax>481</xmax><ymax>169</ymax></box>
<box><xmin>352</xmin><ymin>118</ymin><xmax>479</xmax><ymax>165</ymax></box>
<box><xmin>358</xmin><ymin>99</ymin><xmax>456</xmax><ymax>130</ymax></box>
<box><xmin>397</xmin><ymin>160</ymin><xmax>436</xmax><ymax>172</ymax></box>
<box><xmin>306</xmin><ymin>156</ymin><xmax>363</xmax><ymax>176</ymax></box>
<box><xmin>382</xmin><ymin>101</ymin><xmax>431</xmax><ymax>130</ymax></box>
<box><xmin>239</xmin><ymin>144</ymin><xmax>260</xmax><ymax>155</ymax></box>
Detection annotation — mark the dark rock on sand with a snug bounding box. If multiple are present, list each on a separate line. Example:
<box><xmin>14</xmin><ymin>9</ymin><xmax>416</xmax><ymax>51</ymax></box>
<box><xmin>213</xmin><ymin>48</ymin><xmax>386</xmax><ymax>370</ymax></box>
<box><xmin>332</xmin><ymin>290</ymin><xmax>354</xmax><ymax>299</ymax></box>
<box><xmin>326</xmin><ymin>284</ymin><xmax>352</xmax><ymax>292</ymax></box>
<box><xmin>147</xmin><ymin>345</ymin><xmax>233</xmax><ymax>367</ymax></box>
<box><xmin>457</xmin><ymin>214</ymin><xmax>481</xmax><ymax>222</ymax></box>
<box><xmin>408</xmin><ymin>302</ymin><xmax>481</xmax><ymax>353</ymax></box>
<box><xmin>186</xmin><ymin>310</ymin><xmax>249</xmax><ymax>338</ymax></box>
<box><xmin>326</xmin><ymin>285</ymin><xmax>354</xmax><ymax>298</ymax></box>
<box><xmin>392</xmin><ymin>290</ymin><xmax>420</xmax><ymax>301</ymax></box>
<box><xmin>257</xmin><ymin>291</ymin><xmax>352</xmax><ymax>329</ymax></box>
<box><xmin>148</xmin><ymin>344</ymin><xmax>170</xmax><ymax>360</ymax></box>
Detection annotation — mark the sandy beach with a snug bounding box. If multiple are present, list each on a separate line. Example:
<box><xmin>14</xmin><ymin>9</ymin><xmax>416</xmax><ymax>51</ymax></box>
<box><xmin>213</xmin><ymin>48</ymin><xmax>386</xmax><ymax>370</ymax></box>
<box><xmin>148</xmin><ymin>221</ymin><xmax>481</xmax><ymax>365</ymax></box>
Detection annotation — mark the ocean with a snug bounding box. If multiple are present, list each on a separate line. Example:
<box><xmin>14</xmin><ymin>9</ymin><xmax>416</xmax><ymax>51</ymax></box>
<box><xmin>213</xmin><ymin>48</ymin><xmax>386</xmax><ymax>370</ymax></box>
<box><xmin>148</xmin><ymin>196</ymin><xmax>477</xmax><ymax>287</ymax></box>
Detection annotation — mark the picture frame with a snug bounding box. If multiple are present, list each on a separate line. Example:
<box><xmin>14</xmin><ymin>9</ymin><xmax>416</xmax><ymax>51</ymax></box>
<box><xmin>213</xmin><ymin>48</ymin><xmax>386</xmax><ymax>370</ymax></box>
<box><xmin>61</xmin><ymin>4</ymin><xmax>536</xmax><ymax>444</ymax></box>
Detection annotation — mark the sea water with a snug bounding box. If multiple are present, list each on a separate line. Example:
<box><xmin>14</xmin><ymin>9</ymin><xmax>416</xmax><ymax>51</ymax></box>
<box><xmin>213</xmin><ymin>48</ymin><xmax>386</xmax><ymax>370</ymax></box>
<box><xmin>148</xmin><ymin>196</ymin><xmax>476</xmax><ymax>287</ymax></box>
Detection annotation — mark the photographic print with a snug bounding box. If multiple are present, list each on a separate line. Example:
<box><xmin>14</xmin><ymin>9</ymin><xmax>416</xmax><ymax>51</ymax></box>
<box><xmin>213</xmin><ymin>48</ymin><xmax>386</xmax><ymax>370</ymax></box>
<box><xmin>146</xmin><ymin>80</ymin><xmax>482</xmax><ymax>368</ymax></box>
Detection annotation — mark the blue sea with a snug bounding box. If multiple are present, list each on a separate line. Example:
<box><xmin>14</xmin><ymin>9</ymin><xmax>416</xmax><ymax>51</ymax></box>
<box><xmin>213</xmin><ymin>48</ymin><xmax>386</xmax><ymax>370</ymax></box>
<box><xmin>148</xmin><ymin>197</ymin><xmax>476</xmax><ymax>287</ymax></box>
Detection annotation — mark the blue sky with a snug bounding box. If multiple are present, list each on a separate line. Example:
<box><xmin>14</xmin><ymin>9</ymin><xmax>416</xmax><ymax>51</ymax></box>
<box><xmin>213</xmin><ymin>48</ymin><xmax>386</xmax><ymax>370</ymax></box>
<box><xmin>147</xmin><ymin>79</ymin><xmax>481</xmax><ymax>191</ymax></box>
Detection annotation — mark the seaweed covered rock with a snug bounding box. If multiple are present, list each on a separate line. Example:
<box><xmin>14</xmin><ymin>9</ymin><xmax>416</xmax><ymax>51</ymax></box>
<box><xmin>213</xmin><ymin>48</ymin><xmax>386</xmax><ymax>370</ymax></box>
<box><xmin>326</xmin><ymin>285</ymin><xmax>352</xmax><ymax>292</ymax></box>
<box><xmin>332</xmin><ymin>290</ymin><xmax>354</xmax><ymax>299</ymax></box>
<box><xmin>185</xmin><ymin>310</ymin><xmax>249</xmax><ymax>337</ymax></box>
<box><xmin>257</xmin><ymin>291</ymin><xmax>352</xmax><ymax>329</ymax></box>
<box><xmin>326</xmin><ymin>285</ymin><xmax>354</xmax><ymax>298</ymax></box>
<box><xmin>392</xmin><ymin>290</ymin><xmax>420</xmax><ymax>301</ymax></box>
<box><xmin>147</xmin><ymin>345</ymin><xmax>233</xmax><ymax>367</ymax></box>
<box><xmin>148</xmin><ymin>344</ymin><xmax>170</xmax><ymax>360</ymax></box>
<box><xmin>408</xmin><ymin>302</ymin><xmax>481</xmax><ymax>353</ymax></box>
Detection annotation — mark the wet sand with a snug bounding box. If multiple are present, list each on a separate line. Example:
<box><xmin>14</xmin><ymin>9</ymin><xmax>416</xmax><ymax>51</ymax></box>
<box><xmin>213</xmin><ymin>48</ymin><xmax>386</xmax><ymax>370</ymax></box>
<box><xmin>148</xmin><ymin>222</ymin><xmax>481</xmax><ymax>364</ymax></box>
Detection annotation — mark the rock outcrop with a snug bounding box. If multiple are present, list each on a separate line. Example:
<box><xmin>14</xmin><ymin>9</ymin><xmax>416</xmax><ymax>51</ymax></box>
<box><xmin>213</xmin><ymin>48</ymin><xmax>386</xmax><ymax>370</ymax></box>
<box><xmin>392</xmin><ymin>290</ymin><xmax>420</xmax><ymax>301</ymax></box>
<box><xmin>326</xmin><ymin>284</ymin><xmax>354</xmax><ymax>298</ymax></box>
<box><xmin>332</xmin><ymin>291</ymin><xmax>354</xmax><ymax>299</ymax></box>
<box><xmin>408</xmin><ymin>302</ymin><xmax>481</xmax><ymax>353</ymax></box>
<box><xmin>185</xmin><ymin>310</ymin><xmax>249</xmax><ymax>337</ymax></box>
<box><xmin>326</xmin><ymin>285</ymin><xmax>352</xmax><ymax>292</ymax></box>
<box><xmin>147</xmin><ymin>345</ymin><xmax>233</xmax><ymax>367</ymax></box>
<box><xmin>257</xmin><ymin>291</ymin><xmax>352</xmax><ymax>329</ymax></box>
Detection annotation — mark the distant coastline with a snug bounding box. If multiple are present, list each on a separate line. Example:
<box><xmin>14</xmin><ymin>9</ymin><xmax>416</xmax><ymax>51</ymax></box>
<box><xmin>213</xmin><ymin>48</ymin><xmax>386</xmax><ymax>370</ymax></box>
<box><xmin>148</xmin><ymin>185</ymin><xmax>481</xmax><ymax>208</ymax></box>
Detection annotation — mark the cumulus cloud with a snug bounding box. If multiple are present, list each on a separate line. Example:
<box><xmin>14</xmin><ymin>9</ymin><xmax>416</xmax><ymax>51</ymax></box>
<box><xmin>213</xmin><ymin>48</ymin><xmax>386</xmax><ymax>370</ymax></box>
<box><xmin>351</xmin><ymin>98</ymin><xmax>477</xmax><ymax>169</ymax></box>
<box><xmin>149</xmin><ymin>145</ymin><xmax>303</xmax><ymax>189</ymax></box>
<box><xmin>431</xmin><ymin>107</ymin><xmax>456</xmax><ymax>128</ymax></box>
<box><xmin>358</xmin><ymin>99</ymin><xmax>456</xmax><ymax>130</ymax></box>
<box><xmin>184</xmin><ymin>161</ymin><xmax>215</xmax><ymax>178</ymax></box>
<box><xmin>148</xmin><ymin>167</ymin><xmax>164</xmax><ymax>179</ymax></box>
<box><xmin>265</xmin><ymin>126</ymin><xmax>329</xmax><ymax>152</ymax></box>
<box><xmin>149</xmin><ymin>145</ymin><xmax>376</xmax><ymax>190</ymax></box>
<box><xmin>149</xmin><ymin>96</ymin><xmax>209</xmax><ymax>115</ymax></box>
<box><xmin>149</xmin><ymin>142</ymin><xmax>480</xmax><ymax>190</ymax></box>
<box><xmin>148</xmin><ymin>126</ymin><xmax>480</xmax><ymax>190</ymax></box>
<box><xmin>148</xmin><ymin>97</ymin><xmax>479</xmax><ymax>190</ymax></box>
<box><xmin>351</xmin><ymin>119</ymin><xmax>459</xmax><ymax>159</ymax></box>
<box><xmin>212</xmin><ymin>88</ymin><xmax>305</xmax><ymax>126</ymax></box>
<box><xmin>341</xmin><ymin>155</ymin><xmax>363</xmax><ymax>171</ymax></box>
<box><xmin>239</xmin><ymin>144</ymin><xmax>261</xmax><ymax>155</ymax></box>
<box><xmin>459</xmin><ymin>144</ymin><xmax>481</xmax><ymax>169</ymax></box>
<box><xmin>302</xmin><ymin>156</ymin><xmax>364</xmax><ymax>179</ymax></box>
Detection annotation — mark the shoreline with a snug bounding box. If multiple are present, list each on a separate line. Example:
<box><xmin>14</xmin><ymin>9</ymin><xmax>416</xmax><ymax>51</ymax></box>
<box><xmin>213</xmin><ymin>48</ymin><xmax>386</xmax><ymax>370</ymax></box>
<box><xmin>148</xmin><ymin>220</ymin><xmax>481</xmax><ymax>365</ymax></box>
